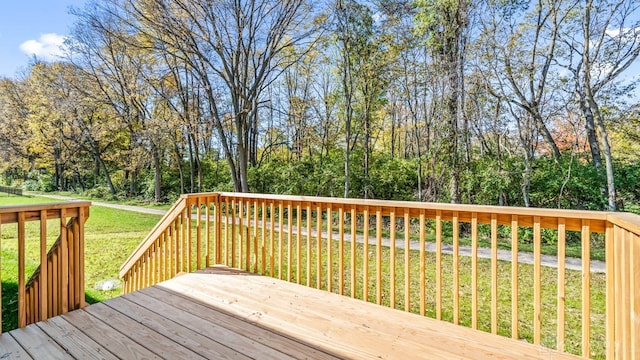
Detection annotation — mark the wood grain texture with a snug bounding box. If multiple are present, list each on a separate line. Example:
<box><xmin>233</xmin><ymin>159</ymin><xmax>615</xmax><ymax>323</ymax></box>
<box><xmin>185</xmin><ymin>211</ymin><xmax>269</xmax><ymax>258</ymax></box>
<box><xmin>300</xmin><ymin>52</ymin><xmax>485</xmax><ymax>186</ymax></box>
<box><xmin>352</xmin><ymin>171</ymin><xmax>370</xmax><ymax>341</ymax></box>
<box><xmin>0</xmin><ymin>266</ymin><xmax>584</xmax><ymax>360</ymax></box>
<box><xmin>115</xmin><ymin>192</ymin><xmax>640</xmax><ymax>358</ymax></box>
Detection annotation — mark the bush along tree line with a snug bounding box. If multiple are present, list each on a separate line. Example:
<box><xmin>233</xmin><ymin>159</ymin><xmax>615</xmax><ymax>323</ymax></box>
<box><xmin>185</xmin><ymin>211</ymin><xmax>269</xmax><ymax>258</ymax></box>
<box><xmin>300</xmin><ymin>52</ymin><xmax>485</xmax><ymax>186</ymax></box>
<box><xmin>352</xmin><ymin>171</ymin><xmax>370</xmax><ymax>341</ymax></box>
<box><xmin>0</xmin><ymin>0</ymin><xmax>639</xmax><ymax>214</ymax></box>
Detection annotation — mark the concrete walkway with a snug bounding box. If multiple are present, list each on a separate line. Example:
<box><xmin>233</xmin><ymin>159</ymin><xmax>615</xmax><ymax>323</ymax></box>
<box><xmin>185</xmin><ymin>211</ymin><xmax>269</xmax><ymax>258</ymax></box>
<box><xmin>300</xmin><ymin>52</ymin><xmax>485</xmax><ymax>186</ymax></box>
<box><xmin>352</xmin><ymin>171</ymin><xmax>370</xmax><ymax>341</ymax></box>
<box><xmin>269</xmin><ymin>226</ymin><xmax>606</xmax><ymax>273</ymax></box>
<box><xmin>34</xmin><ymin>193</ymin><xmax>606</xmax><ymax>273</ymax></box>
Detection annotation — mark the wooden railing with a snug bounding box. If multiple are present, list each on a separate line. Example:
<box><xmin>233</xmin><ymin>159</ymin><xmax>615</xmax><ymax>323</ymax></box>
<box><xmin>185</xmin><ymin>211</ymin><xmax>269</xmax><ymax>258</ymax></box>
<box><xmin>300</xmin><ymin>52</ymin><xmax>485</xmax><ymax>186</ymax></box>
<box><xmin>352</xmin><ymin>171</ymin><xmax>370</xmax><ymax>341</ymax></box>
<box><xmin>0</xmin><ymin>202</ymin><xmax>90</xmax><ymax>332</ymax></box>
<box><xmin>120</xmin><ymin>192</ymin><xmax>640</xmax><ymax>359</ymax></box>
<box><xmin>0</xmin><ymin>186</ymin><xmax>22</xmax><ymax>196</ymax></box>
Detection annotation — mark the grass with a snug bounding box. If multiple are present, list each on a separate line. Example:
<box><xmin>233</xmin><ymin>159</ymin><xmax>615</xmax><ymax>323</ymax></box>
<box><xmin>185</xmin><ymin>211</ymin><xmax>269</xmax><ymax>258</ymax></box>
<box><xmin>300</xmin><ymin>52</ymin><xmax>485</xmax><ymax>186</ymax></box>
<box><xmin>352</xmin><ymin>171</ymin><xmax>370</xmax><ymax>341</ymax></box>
<box><xmin>38</xmin><ymin>191</ymin><xmax>173</xmax><ymax>210</ymax></box>
<box><xmin>0</xmin><ymin>193</ymin><xmax>60</xmax><ymax>206</ymax></box>
<box><xmin>0</xmin><ymin>194</ymin><xmax>161</xmax><ymax>331</ymax></box>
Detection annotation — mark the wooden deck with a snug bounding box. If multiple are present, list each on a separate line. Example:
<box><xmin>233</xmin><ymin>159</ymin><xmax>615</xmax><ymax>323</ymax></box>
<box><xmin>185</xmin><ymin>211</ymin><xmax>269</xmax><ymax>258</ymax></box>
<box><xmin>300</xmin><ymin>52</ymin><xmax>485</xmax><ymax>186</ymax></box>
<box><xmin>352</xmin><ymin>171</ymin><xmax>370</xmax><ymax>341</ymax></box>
<box><xmin>0</xmin><ymin>266</ymin><xmax>581</xmax><ymax>359</ymax></box>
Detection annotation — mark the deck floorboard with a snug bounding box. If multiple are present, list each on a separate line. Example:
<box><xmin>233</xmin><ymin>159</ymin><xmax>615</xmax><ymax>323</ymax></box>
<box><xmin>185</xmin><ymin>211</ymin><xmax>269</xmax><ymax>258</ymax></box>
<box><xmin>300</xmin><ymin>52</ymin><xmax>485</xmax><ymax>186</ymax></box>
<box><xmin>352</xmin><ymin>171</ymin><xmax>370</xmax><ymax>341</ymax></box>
<box><xmin>0</xmin><ymin>328</ymin><xmax>30</xmax><ymax>359</ymax></box>
<box><xmin>10</xmin><ymin>323</ymin><xmax>74</xmax><ymax>360</ymax></box>
<box><xmin>36</xmin><ymin>316</ymin><xmax>118</xmax><ymax>360</ymax></box>
<box><xmin>0</xmin><ymin>265</ymin><xmax>582</xmax><ymax>359</ymax></box>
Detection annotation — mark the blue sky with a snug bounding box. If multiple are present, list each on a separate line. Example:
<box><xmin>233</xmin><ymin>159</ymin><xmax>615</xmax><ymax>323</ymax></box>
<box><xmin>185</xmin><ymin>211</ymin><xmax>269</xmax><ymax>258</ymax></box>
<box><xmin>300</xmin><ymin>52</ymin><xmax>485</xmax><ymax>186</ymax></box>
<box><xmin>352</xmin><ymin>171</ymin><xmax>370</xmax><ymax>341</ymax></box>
<box><xmin>0</xmin><ymin>1</ymin><xmax>638</xmax><ymax>99</ymax></box>
<box><xmin>0</xmin><ymin>0</ymin><xmax>87</xmax><ymax>78</ymax></box>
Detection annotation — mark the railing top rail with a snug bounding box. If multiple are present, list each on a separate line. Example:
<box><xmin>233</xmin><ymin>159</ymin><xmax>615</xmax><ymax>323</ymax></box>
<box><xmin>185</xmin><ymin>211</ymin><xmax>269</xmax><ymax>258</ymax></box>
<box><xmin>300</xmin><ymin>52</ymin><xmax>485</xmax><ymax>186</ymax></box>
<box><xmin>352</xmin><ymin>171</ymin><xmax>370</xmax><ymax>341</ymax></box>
<box><xmin>208</xmin><ymin>192</ymin><xmax>614</xmax><ymax>221</ymax></box>
<box><xmin>0</xmin><ymin>201</ymin><xmax>91</xmax><ymax>212</ymax></box>
<box><xmin>120</xmin><ymin>191</ymin><xmax>640</xmax><ymax>279</ymax></box>
<box><xmin>0</xmin><ymin>201</ymin><xmax>91</xmax><ymax>224</ymax></box>
<box><xmin>607</xmin><ymin>212</ymin><xmax>640</xmax><ymax>235</ymax></box>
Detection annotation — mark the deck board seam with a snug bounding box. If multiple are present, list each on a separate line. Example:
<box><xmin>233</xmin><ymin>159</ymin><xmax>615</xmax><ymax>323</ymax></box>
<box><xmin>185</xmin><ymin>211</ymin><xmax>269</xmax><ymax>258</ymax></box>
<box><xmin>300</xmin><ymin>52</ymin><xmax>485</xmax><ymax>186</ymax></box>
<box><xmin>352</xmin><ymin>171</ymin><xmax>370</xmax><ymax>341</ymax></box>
<box><xmin>34</xmin><ymin>321</ymin><xmax>81</xmax><ymax>360</ymax></box>
<box><xmin>10</xmin><ymin>324</ymin><xmax>75</xmax><ymax>359</ymax></box>
<box><xmin>147</xmin><ymin>284</ymin><xmax>344</xmax><ymax>359</ymax></box>
<box><xmin>110</xmin><ymin>295</ymin><xmax>252</xmax><ymax>359</ymax></box>
<box><xmin>77</xmin><ymin>309</ymin><xmax>171</xmax><ymax>359</ymax></box>
<box><xmin>85</xmin><ymin>303</ymin><xmax>207</xmax><ymax>360</ymax></box>
<box><xmin>164</xmin><ymin>274</ymin><xmax>458</xmax><ymax>358</ymax></box>
<box><xmin>6</xmin><ymin>332</ymin><xmax>33</xmax><ymax>360</ymax></box>
<box><xmin>35</xmin><ymin>315</ymin><xmax>120</xmax><ymax>360</ymax></box>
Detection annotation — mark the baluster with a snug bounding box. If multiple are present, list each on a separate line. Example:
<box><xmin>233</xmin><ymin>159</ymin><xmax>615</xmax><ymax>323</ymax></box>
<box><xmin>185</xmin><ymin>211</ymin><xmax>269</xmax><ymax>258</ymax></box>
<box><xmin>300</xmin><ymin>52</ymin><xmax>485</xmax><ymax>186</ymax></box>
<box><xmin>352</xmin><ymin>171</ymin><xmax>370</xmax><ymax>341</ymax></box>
<box><xmin>436</xmin><ymin>210</ymin><xmax>442</xmax><ymax>320</ymax></box>
<box><xmin>419</xmin><ymin>210</ymin><xmax>426</xmax><ymax>316</ymax></box>
<box><xmin>511</xmin><ymin>215</ymin><xmax>519</xmax><ymax>339</ymax></box>
<box><xmin>472</xmin><ymin>212</ymin><xmax>478</xmax><ymax>330</ymax></box>
<box><xmin>316</xmin><ymin>204</ymin><xmax>322</xmax><ymax>290</ymax></box>
<box><xmin>452</xmin><ymin>211</ymin><xmax>459</xmax><ymax>324</ymax></box>
<box><xmin>390</xmin><ymin>209</ymin><xmax>396</xmax><ymax>308</ymax></box>
<box><xmin>581</xmin><ymin>219</ymin><xmax>591</xmax><ymax>357</ymax></box>
<box><xmin>338</xmin><ymin>207</ymin><xmax>344</xmax><ymax>295</ymax></box>
<box><xmin>491</xmin><ymin>214</ymin><xmax>498</xmax><ymax>335</ymax></box>
<box><xmin>351</xmin><ymin>207</ymin><xmax>356</xmax><ymax>298</ymax></box>
<box><xmin>40</xmin><ymin>210</ymin><xmax>48</xmax><ymax>321</ymax></box>
<box><xmin>557</xmin><ymin>218</ymin><xmax>566</xmax><ymax>351</ymax></box>
<box><xmin>533</xmin><ymin>216</ymin><xmax>541</xmax><ymax>345</ymax></box>
<box><xmin>404</xmin><ymin>210</ymin><xmax>410</xmax><ymax>312</ymax></box>
<box><xmin>363</xmin><ymin>207</ymin><xmax>369</xmax><ymax>302</ymax></box>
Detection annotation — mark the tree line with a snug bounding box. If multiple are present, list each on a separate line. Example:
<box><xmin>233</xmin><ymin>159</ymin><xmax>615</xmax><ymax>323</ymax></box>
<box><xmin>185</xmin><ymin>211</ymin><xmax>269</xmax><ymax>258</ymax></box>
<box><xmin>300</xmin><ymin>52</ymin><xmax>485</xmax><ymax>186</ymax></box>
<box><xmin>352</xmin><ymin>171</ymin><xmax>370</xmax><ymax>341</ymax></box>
<box><xmin>0</xmin><ymin>0</ymin><xmax>639</xmax><ymax>212</ymax></box>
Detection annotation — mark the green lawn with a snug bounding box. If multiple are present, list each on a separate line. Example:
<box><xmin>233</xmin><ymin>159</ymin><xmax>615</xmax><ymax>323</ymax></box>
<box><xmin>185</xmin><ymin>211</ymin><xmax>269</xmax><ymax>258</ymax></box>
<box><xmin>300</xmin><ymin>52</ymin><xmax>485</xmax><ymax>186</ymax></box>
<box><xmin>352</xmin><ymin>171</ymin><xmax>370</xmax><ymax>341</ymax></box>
<box><xmin>0</xmin><ymin>194</ymin><xmax>161</xmax><ymax>330</ymax></box>
<box><xmin>35</xmin><ymin>191</ymin><xmax>173</xmax><ymax>210</ymax></box>
<box><xmin>0</xmin><ymin>193</ymin><xmax>59</xmax><ymax>206</ymax></box>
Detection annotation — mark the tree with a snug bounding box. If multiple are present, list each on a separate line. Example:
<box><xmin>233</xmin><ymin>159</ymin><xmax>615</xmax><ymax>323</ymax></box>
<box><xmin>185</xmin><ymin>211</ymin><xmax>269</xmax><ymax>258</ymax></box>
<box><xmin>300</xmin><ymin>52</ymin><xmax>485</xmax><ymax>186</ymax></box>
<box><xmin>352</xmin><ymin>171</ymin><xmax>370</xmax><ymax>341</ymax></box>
<box><xmin>559</xmin><ymin>0</ymin><xmax>640</xmax><ymax>210</ymax></box>
<box><xmin>0</xmin><ymin>78</ymin><xmax>33</xmax><ymax>176</ymax></box>
<box><xmin>126</xmin><ymin>0</ymin><xmax>319</xmax><ymax>193</ymax></box>
<box><xmin>415</xmin><ymin>0</ymin><xmax>472</xmax><ymax>203</ymax></box>
<box><xmin>477</xmin><ymin>0</ymin><xmax>568</xmax><ymax>162</ymax></box>
<box><xmin>71</xmin><ymin>1</ymin><xmax>175</xmax><ymax>201</ymax></box>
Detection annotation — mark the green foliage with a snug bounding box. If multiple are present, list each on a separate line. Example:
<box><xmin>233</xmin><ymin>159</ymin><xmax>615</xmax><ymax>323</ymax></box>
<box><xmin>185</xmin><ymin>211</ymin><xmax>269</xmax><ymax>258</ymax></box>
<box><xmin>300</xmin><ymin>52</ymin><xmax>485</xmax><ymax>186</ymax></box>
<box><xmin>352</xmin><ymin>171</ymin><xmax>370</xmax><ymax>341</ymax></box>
<box><xmin>84</xmin><ymin>185</ymin><xmax>118</xmax><ymax>201</ymax></box>
<box><xmin>368</xmin><ymin>154</ymin><xmax>419</xmax><ymax>200</ymax></box>
<box><xmin>528</xmin><ymin>156</ymin><xmax>606</xmax><ymax>210</ymax></box>
<box><xmin>200</xmin><ymin>156</ymin><xmax>234</xmax><ymax>191</ymax></box>
<box><xmin>249</xmin><ymin>149</ymin><xmax>345</xmax><ymax>197</ymax></box>
<box><xmin>21</xmin><ymin>172</ymin><xmax>56</xmax><ymax>192</ymax></box>
<box><xmin>461</xmin><ymin>155</ymin><xmax>521</xmax><ymax>206</ymax></box>
<box><xmin>614</xmin><ymin>161</ymin><xmax>640</xmax><ymax>212</ymax></box>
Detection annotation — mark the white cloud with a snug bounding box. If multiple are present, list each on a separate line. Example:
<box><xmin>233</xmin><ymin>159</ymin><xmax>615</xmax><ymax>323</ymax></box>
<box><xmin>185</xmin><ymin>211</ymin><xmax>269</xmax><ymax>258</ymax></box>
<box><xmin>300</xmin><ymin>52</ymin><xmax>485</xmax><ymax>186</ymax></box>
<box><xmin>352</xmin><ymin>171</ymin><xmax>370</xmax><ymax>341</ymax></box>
<box><xmin>19</xmin><ymin>33</ymin><xmax>67</xmax><ymax>61</ymax></box>
<box><xmin>605</xmin><ymin>28</ymin><xmax>622</xmax><ymax>38</ymax></box>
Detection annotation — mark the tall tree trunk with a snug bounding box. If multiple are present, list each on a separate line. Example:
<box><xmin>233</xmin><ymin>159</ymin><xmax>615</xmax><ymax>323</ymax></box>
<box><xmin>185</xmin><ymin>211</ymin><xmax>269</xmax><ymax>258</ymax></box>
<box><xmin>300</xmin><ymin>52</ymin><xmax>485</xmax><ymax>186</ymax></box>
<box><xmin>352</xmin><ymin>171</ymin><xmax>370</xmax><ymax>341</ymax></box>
<box><xmin>97</xmin><ymin>156</ymin><xmax>116</xmax><ymax>196</ymax></box>
<box><xmin>448</xmin><ymin>52</ymin><xmax>461</xmax><ymax>204</ymax></box>
<box><xmin>188</xmin><ymin>133</ymin><xmax>196</xmax><ymax>193</ymax></box>
<box><xmin>390</xmin><ymin>103</ymin><xmax>396</xmax><ymax>159</ymax></box>
<box><xmin>342</xmin><ymin>55</ymin><xmax>353</xmax><ymax>199</ymax></box>
<box><xmin>589</xmin><ymin>98</ymin><xmax>617</xmax><ymax>210</ymax></box>
<box><xmin>576</xmin><ymin>92</ymin><xmax>602</xmax><ymax>167</ymax></box>
<box><xmin>151</xmin><ymin>143</ymin><xmax>162</xmax><ymax>203</ymax></box>
<box><xmin>581</xmin><ymin>0</ymin><xmax>615</xmax><ymax>210</ymax></box>
<box><xmin>174</xmin><ymin>142</ymin><xmax>185</xmax><ymax>194</ymax></box>
<box><xmin>236</xmin><ymin>117</ymin><xmax>250</xmax><ymax>193</ymax></box>
<box><xmin>532</xmin><ymin>109</ymin><xmax>561</xmax><ymax>160</ymax></box>
<box><xmin>364</xmin><ymin>100</ymin><xmax>371</xmax><ymax>199</ymax></box>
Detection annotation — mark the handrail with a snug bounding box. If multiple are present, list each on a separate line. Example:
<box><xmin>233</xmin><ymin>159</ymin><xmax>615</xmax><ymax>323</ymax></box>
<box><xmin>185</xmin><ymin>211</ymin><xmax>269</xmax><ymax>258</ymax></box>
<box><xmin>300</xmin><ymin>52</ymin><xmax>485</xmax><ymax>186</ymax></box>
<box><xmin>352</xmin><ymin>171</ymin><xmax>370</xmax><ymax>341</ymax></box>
<box><xmin>119</xmin><ymin>195</ymin><xmax>189</xmax><ymax>277</ymax></box>
<box><xmin>607</xmin><ymin>212</ymin><xmax>640</xmax><ymax>235</ymax></box>
<box><xmin>0</xmin><ymin>201</ymin><xmax>89</xmax><ymax>222</ymax></box>
<box><xmin>120</xmin><ymin>192</ymin><xmax>640</xmax><ymax>359</ymax></box>
<box><xmin>0</xmin><ymin>201</ymin><xmax>90</xmax><ymax>332</ymax></box>
<box><xmin>217</xmin><ymin>191</ymin><xmax>611</xmax><ymax>221</ymax></box>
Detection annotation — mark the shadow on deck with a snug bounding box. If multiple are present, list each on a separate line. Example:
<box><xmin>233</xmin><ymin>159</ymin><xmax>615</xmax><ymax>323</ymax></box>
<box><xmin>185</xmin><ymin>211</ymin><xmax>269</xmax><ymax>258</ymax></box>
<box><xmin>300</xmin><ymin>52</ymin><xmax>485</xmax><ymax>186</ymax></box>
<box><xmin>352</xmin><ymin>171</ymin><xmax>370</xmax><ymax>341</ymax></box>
<box><xmin>0</xmin><ymin>265</ymin><xmax>579</xmax><ymax>359</ymax></box>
